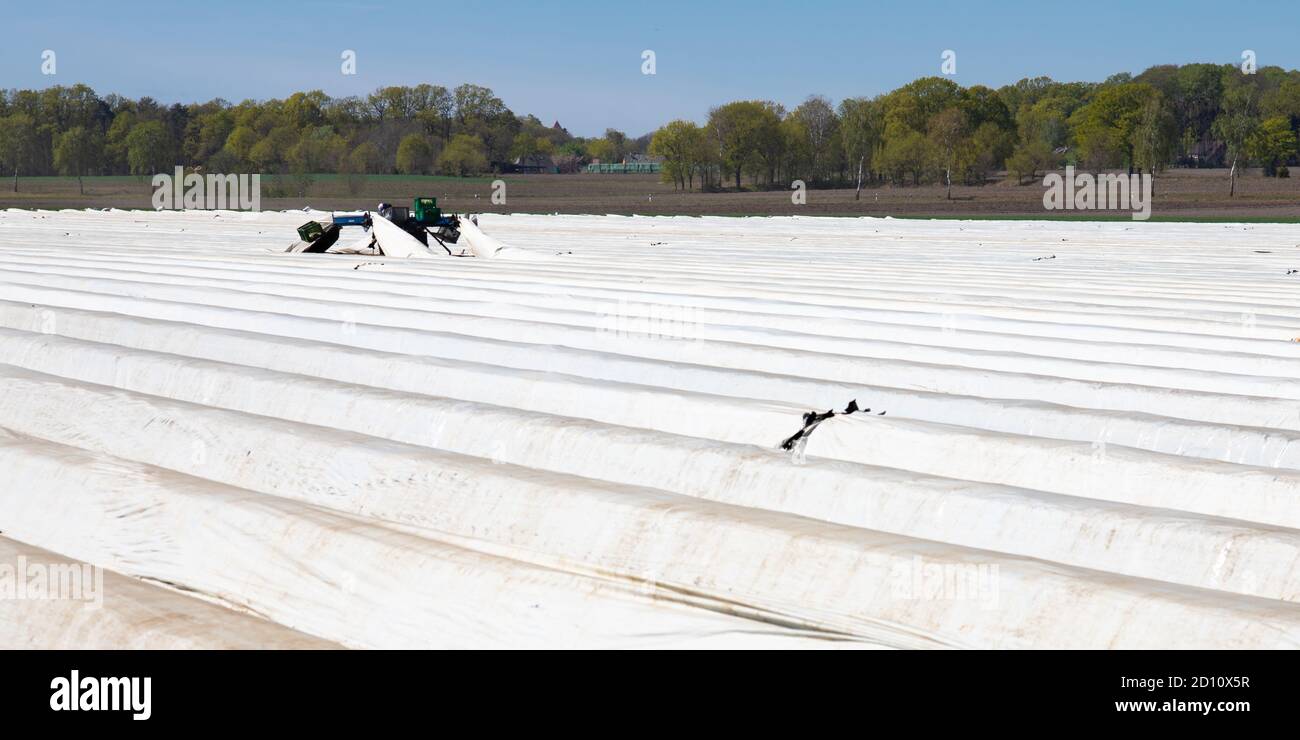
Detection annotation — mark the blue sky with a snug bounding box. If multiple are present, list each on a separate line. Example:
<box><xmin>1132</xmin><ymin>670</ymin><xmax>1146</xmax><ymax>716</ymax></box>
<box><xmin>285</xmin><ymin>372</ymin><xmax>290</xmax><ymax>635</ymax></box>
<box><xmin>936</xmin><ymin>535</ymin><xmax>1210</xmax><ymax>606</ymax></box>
<box><xmin>3</xmin><ymin>0</ymin><xmax>1298</xmax><ymax>136</ymax></box>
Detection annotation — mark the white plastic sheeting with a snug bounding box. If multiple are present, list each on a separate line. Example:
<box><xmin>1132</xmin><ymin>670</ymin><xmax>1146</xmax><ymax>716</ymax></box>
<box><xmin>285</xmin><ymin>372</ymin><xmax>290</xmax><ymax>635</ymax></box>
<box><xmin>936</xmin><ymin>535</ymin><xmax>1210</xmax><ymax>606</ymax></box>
<box><xmin>0</xmin><ymin>430</ymin><xmax>863</xmax><ymax>649</ymax></box>
<box><xmin>3</xmin><ymin>207</ymin><xmax>1300</xmax><ymax>648</ymax></box>
<box><xmin>0</xmin><ymin>537</ymin><xmax>336</xmax><ymax>649</ymax></box>
<box><xmin>5</xmin><ymin>361</ymin><xmax>1300</xmax><ymax>608</ymax></box>
<box><xmin>289</xmin><ymin>210</ymin><xmax>538</xmax><ymax>260</ymax></box>
<box><xmin>367</xmin><ymin>213</ymin><xmax>435</xmax><ymax>259</ymax></box>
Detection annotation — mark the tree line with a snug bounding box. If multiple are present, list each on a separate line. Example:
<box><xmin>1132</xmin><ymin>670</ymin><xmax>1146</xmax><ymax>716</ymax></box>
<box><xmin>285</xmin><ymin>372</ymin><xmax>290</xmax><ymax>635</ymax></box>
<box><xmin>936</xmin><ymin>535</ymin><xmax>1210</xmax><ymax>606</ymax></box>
<box><xmin>0</xmin><ymin>83</ymin><xmax>648</xmax><ymax>194</ymax></box>
<box><xmin>649</xmin><ymin>63</ymin><xmax>1300</xmax><ymax>197</ymax></box>
<box><xmin>4</xmin><ymin>63</ymin><xmax>1299</xmax><ymax>200</ymax></box>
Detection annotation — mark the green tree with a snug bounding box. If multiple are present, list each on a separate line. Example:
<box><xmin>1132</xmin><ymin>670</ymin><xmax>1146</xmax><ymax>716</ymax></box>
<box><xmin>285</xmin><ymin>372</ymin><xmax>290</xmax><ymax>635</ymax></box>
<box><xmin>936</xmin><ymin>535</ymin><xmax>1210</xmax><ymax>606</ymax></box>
<box><xmin>885</xmin><ymin>77</ymin><xmax>963</xmax><ymax>133</ymax></box>
<box><xmin>791</xmin><ymin>96</ymin><xmax>840</xmax><ymax>183</ymax></box>
<box><xmin>1069</xmin><ymin>83</ymin><xmax>1162</xmax><ymax>170</ymax></box>
<box><xmin>248</xmin><ymin>126</ymin><xmax>297</xmax><ymax>172</ymax></box>
<box><xmin>1169</xmin><ymin>64</ymin><xmax>1225</xmax><ymax>161</ymax></box>
<box><xmin>185</xmin><ymin>108</ymin><xmax>234</xmax><ymax>166</ymax></box>
<box><xmin>928</xmin><ymin>107</ymin><xmax>968</xmax><ymax>199</ymax></box>
<box><xmin>1016</xmin><ymin>97</ymin><xmax>1074</xmax><ymax>152</ymax></box>
<box><xmin>839</xmin><ymin>97</ymin><xmax>884</xmax><ymax>198</ymax></box>
<box><xmin>0</xmin><ymin>113</ymin><xmax>40</xmax><ymax>191</ymax></box>
<box><xmin>436</xmin><ymin>134</ymin><xmax>488</xmax><ymax>176</ymax></box>
<box><xmin>223</xmin><ymin>125</ymin><xmax>258</xmax><ymax>165</ymax></box>
<box><xmin>750</xmin><ymin>102</ymin><xmax>786</xmax><ymax>185</ymax></box>
<box><xmin>878</xmin><ymin>130</ymin><xmax>933</xmax><ymax>185</ymax></box>
<box><xmin>396</xmin><ymin>134</ymin><xmax>434</xmax><ymax>174</ymax></box>
<box><xmin>1007</xmin><ymin>138</ymin><xmax>1059</xmax><ymax>184</ymax></box>
<box><xmin>967</xmin><ymin>121</ymin><xmax>1014</xmax><ymax>183</ymax></box>
<box><xmin>603</xmin><ymin>129</ymin><xmax>629</xmax><ymax>162</ymax></box>
<box><xmin>350</xmin><ymin>141</ymin><xmax>384</xmax><ymax>174</ymax></box>
<box><xmin>510</xmin><ymin>133</ymin><xmax>554</xmax><ymax>161</ymax></box>
<box><xmin>1248</xmin><ymin>115</ymin><xmax>1297</xmax><ymax>176</ymax></box>
<box><xmin>414</xmin><ymin>85</ymin><xmax>455</xmax><ymax>141</ymax></box>
<box><xmin>707</xmin><ymin>100</ymin><xmax>773</xmax><ymax>189</ymax></box>
<box><xmin>959</xmin><ymin>85</ymin><xmax>1013</xmax><ymax>131</ymax></box>
<box><xmin>1005</xmin><ymin>145</ymin><xmax>1036</xmax><ymax>185</ymax></box>
<box><xmin>103</xmin><ymin>110</ymin><xmax>136</xmax><ymax>173</ymax></box>
<box><xmin>780</xmin><ymin>115</ymin><xmax>810</xmax><ymax>183</ymax></box>
<box><xmin>1212</xmin><ymin>84</ymin><xmax>1260</xmax><ymax>196</ymax></box>
<box><xmin>650</xmin><ymin>120</ymin><xmax>706</xmax><ymax>190</ymax></box>
<box><xmin>125</xmin><ymin>120</ymin><xmax>172</xmax><ymax>176</ymax></box>
<box><xmin>1131</xmin><ymin>97</ymin><xmax>1177</xmax><ymax>189</ymax></box>
<box><xmin>290</xmin><ymin>126</ymin><xmax>347</xmax><ymax>174</ymax></box>
<box><xmin>453</xmin><ymin>84</ymin><xmax>508</xmax><ymax>123</ymax></box>
<box><xmin>282</xmin><ymin>91</ymin><xmax>327</xmax><ymax>130</ymax></box>
<box><xmin>53</xmin><ymin>126</ymin><xmax>102</xmax><ymax>194</ymax></box>
<box><xmin>338</xmin><ymin>145</ymin><xmax>368</xmax><ymax>195</ymax></box>
<box><xmin>586</xmin><ymin>138</ymin><xmax>616</xmax><ymax>162</ymax></box>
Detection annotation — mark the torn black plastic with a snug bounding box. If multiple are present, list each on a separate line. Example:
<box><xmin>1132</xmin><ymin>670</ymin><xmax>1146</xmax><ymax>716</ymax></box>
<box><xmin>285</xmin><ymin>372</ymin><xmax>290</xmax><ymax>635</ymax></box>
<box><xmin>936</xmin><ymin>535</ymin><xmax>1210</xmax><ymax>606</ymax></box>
<box><xmin>779</xmin><ymin>399</ymin><xmax>882</xmax><ymax>452</ymax></box>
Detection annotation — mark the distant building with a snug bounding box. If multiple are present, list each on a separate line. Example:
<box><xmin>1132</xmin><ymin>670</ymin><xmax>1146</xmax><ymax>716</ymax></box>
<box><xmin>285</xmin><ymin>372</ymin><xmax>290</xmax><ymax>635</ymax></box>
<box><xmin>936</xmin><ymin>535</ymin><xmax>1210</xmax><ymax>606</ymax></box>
<box><xmin>585</xmin><ymin>160</ymin><xmax>661</xmax><ymax>174</ymax></box>
<box><xmin>585</xmin><ymin>152</ymin><xmax>664</xmax><ymax>173</ymax></box>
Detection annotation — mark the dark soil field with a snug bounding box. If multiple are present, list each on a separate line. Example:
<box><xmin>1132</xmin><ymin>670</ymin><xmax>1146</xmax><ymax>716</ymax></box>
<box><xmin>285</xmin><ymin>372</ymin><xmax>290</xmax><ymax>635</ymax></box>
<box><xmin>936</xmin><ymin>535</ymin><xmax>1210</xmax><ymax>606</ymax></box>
<box><xmin>2</xmin><ymin>168</ymin><xmax>1298</xmax><ymax>221</ymax></box>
